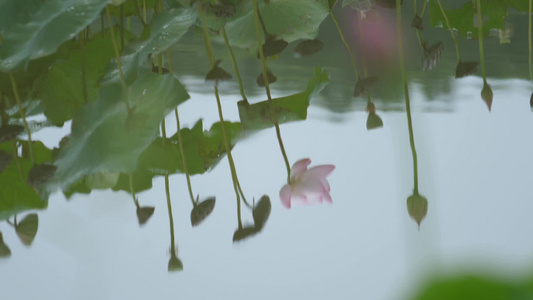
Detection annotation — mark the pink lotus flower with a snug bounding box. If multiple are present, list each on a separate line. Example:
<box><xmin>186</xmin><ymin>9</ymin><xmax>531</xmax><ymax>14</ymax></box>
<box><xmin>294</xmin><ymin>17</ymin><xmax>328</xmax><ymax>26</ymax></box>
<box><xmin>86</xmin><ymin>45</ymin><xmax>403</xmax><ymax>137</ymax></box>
<box><xmin>280</xmin><ymin>158</ymin><xmax>335</xmax><ymax>209</ymax></box>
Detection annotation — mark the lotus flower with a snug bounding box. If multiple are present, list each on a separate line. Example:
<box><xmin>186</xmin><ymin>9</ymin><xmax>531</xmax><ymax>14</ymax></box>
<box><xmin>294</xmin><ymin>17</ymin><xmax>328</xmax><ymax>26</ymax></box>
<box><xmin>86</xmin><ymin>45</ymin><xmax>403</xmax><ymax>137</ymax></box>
<box><xmin>280</xmin><ymin>159</ymin><xmax>335</xmax><ymax>209</ymax></box>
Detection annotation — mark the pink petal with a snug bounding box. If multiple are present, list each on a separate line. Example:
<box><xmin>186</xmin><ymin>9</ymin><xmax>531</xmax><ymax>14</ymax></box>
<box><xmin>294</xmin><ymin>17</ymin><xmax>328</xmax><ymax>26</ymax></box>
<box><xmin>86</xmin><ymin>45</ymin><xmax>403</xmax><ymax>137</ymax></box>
<box><xmin>290</xmin><ymin>158</ymin><xmax>311</xmax><ymax>183</ymax></box>
<box><xmin>293</xmin><ymin>176</ymin><xmax>328</xmax><ymax>196</ymax></box>
<box><xmin>304</xmin><ymin>165</ymin><xmax>335</xmax><ymax>180</ymax></box>
<box><xmin>280</xmin><ymin>184</ymin><xmax>292</xmax><ymax>209</ymax></box>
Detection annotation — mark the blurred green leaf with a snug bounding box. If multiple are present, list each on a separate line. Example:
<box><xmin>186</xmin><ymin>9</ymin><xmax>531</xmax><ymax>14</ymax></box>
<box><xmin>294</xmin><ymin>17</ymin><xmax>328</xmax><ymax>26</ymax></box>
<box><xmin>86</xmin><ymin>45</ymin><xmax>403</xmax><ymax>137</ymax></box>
<box><xmin>0</xmin><ymin>232</ymin><xmax>11</xmax><ymax>258</ymax></box>
<box><xmin>85</xmin><ymin>172</ymin><xmax>120</xmax><ymax>190</ymax></box>
<box><xmin>102</xmin><ymin>7</ymin><xmax>197</xmax><ymax>84</ymax></box>
<box><xmin>0</xmin><ymin>0</ymin><xmax>109</xmax><ymax>71</ymax></box>
<box><xmin>190</xmin><ymin>197</ymin><xmax>216</xmax><ymax>227</ymax></box>
<box><xmin>15</xmin><ymin>213</ymin><xmax>39</xmax><ymax>246</ymax></box>
<box><xmin>53</xmin><ymin>72</ymin><xmax>189</xmax><ymax>188</ymax></box>
<box><xmin>233</xmin><ymin>226</ymin><xmax>259</xmax><ymax>242</ymax></box>
<box><xmin>0</xmin><ymin>148</ymin><xmax>47</xmax><ymax>221</ymax></box>
<box><xmin>407</xmin><ymin>193</ymin><xmax>428</xmax><ymax>227</ymax></box>
<box><xmin>220</xmin><ymin>0</ymin><xmax>329</xmax><ymax>49</ymax></box>
<box><xmin>107</xmin><ymin>0</ymin><xmax>156</xmax><ymax>16</ymax></box>
<box><xmin>36</xmin><ymin>35</ymin><xmax>121</xmax><ymax>126</ymax></box>
<box><xmin>366</xmin><ymin>113</ymin><xmax>383</xmax><ymax>130</ymax></box>
<box><xmin>253</xmin><ymin>195</ymin><xmax>271</xmax><ymax>230</ymax></box>
<box><xmin>238</xmin><ymin>67</ymin><xmax>329</xmax><ymax>131</ymax></box>
<box><xmin>137</xmin><ymin>206</ymin><xmax>155</xmax><ymax>225</ymax></box>
<box><xmin>168</xmin><ymin>254</ymin><xmax>183</xmax><ymax>272</ymax></box>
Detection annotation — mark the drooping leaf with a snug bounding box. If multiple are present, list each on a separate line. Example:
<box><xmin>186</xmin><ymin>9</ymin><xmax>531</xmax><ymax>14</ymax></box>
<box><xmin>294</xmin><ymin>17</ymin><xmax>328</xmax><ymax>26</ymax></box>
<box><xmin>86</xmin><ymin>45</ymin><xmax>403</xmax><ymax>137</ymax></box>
<box><xmin>238</xmin><ymin>67</ymin><xmax>329</xmax><ymax>131</ymax></box>
<box><xmin>252</xmin><ymin>195</ymin><xmax>271</xmax><ymax>230</ymax></box>
<box><xmin>256</xmin><ymin>69</ymin><xmax>277</xmax><ymax>87</ymax></box>
<box><xmin>366</xmin><ymin>113</ymin><xmax>383</xmax><ymax>130</ymax></box>
<box><xmin>205</xmin><ymin>66</ymin><xmax>232</xmax><ymax>82</ymax></box>
<box><xmin>294</xmin><ymin>39</ymin><xmax>324</xmax><ymax>57</ymax></box>
<box><xmin>530</xmin><ymin>93</ymin><xmax>533</xmax><ymax>108</ymax></box>
<box><xmin>15</xmin><ymin>213</ymin><xmax>39</xmax><ymax>246</ymax></box>
<box><xmin>0</xmin><ymin>232</ymin><xmax>11</xmax><ymax>258</ymax></box>
<box><xmin>259</xmin><ymin>36</ymin><xmax>289</xmax><ymax>58</ymax></box>
<box><xmin>190</xmin><ymin>197</ymin><xmax>216</xmax><ymax>227</ymax></box>
<box><xmin>102</xmin><ymin>7</ymin><xmax>197</xmax><ymax>84</ymax></box>
<box><xmin>354</xmin><ymin>76</ymin><xmax>378</xmax><ymax>97</ymax></box>
<box><xmin>137</xmin><ymin>206</ymin><xmax>155</xmax><ymax>225</ymax></box>
<box><xmin>233</xmin><ymin>226</ymin><xmax>259</xmax><ymax>242</ymax></box>
<box><xmin>407</xmin><ymin>193</ymin><xmax>428</xmax><ymax>227</ymax></box>
<box><xmin>53</xmin><ymin>72</ymin><xmax>190</xmax><ymax>188</ymax></box>
<box><xmin>0</xmin><ymin>0</ymin><xmax>109</xmax><ymax>71</ymax></box>
<box><xmin>411</xmin><ymin>14</ymin><xmax>424</xmax><ymax>30</ymax></box>
<box><xmin>455</xmin><ymin>61</ymin><xmax>479</xmax><ymax>78</ymax></box>
<box><xmin>481</xmin><ymin>83</ymin><xmax>493</xmax><ymax>112</ymax></box>
<box><xmin>168</xmin><ymin>254</ymin><xmax>183</xmax><ymax>272</ymax></box>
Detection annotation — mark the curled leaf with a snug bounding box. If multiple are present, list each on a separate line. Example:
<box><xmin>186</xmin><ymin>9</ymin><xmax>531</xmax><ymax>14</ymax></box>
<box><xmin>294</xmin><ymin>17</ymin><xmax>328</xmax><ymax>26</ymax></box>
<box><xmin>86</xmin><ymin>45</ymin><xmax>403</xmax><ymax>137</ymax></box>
<box><xmin>407</xmin><ymin>193</ymin><xmax>428</xmax><ymax>227</ymax></box>
<box><xmin>0</xmin><ymin>232</ymin><xmax>11</xmax><ymax>258</ymax></box>
<box><xmin>190</xmin><ymin>197</ymin><xmax>216</xmax><ymax>227</ymax></box>
<box><xmin>15</xmin><ymin>213</ymin><xmax>38</xmax><ymax>246</ymax></box>
<box><xmin>0</xmin><ymin>124</ymin><xmax>24</xmax><ymax>143</ymax></box>
<box><xmin>411</xmin><ymin>14</ymin><xmax>424</xmax><ymax>30</ymax></box>
<box><xmin>168</xmin><ymin>253</ymin><xmax>183</xmax><ymax>272</ymax></box>
<box><xmin>256</xmin><ymin>70</ymin><xmax>277</xmax><ymax>87</ymax></box>
<box><xmin>233</xmin><ymin>226</ymin><xmax>259</xmax><ymax>242</ymax></box>
<box><xmin>530</xmin><ymin>92</ymin><xmax>533</xmax><ymax>108</ymax></box>
<box><xmin>259</xmin><ymin>35</ymin><xmax>289</xmax><ymax>58</ymax></box>
<box><xmin>366</xmin><ymin>113</ymin><xmax>383</xmax><ymax>130</ymax></box>
<box><xmin>481</xmin><ymin>83</ymin><xmax>493</xmax><ymax>112</ymax></box>
<box><xmin>294</xmin><ymin>39</ymin><xmax>324</xmax><ymax>57</ymax></box>
<box><xmin>354</xmin><ymin>76</ymin><xmax>378</xmax><ymax>97</ymax></box>
<box><xmin>205</xmin><ymin>60</ymin><xmax>232</xmax><ymax>82</ymax></box>
<box><xmin>136</xmin><ymin>206</ymin><xmax>155</xmax><ymax>225</ymax></box>
<box><xmin>455</xmin><ymin>61</ymin><xmax>479</xmax><ymax>78</ymax></box>
<box><xmin>252</xmin><ymin>195</ymin><xmax>271</xmax><ymax>230</ymax></box>
<box><xmin>0</xmin><ymin>150</ymin><xmax>13</xmax><ymax>173</ymax></box>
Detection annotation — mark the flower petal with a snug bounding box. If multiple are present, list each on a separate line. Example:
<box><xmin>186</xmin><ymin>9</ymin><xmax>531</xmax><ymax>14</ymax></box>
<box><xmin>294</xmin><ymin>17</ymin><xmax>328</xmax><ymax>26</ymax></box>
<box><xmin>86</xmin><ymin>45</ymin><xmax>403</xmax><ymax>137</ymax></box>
<box><xmin>304</xmin><ymin>164</ymin><xmax>335</xmax><ymax>180</ymax></box>
<box><xmin>290</xmin><ymin>158</ymin><xmax>311</xmax><ymax>182</ymax></box>
<box><xmin>280</xmin><ymin>184</ymin><xmax>292</xmax><ymax>209</ymax></box>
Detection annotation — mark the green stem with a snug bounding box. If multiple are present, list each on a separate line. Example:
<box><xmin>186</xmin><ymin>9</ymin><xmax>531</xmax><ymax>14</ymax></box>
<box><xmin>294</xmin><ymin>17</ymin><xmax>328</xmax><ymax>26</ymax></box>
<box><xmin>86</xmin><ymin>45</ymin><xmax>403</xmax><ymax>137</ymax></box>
<box><xmin>80</xmin><ymin>29</ymin><xmax>88</xmax><ymax>104</ymax></box>
<box><xmin>200</xmin><ymin>7</ymin><xmax>247</xmax><ymax>221</ymax></box>
<box><xmin>253</xmin><ymin>0</ymin><xmax>292</xmax><ymax>184</ymax></box>
<box><xmin>397</xmin><ymin>0</ymin><xmax>419</xmax><ymax>194</ymax></box>
<box><xmin>222</xmin><ymin>27</ymin><xmax>247</xmax><ymax>101</ymax></box>
<box><xmin>174</xmin><ymin>107</ymin><xmax>196</xmax><ymax>206</ymax></box>
<box><xmin>436</xmin><ymin>0</ymin><xmax>460</xmax><ymax>62</ymax></box>
<box><xmin>165</xmin><ymin>174</ymin><xmax>176</xmax><ymax>254</ymax></box>
<box><xmin>475</xmin><ymin>0</ymin><xmax>486</xmax><ymax>84</ymax></box>
<box><xmin>105</xmin><ymin>6</ymin><xmax>130</xmax><ymax>112</ymax></box>
<box><xmin>129</xmin><ymin>174</ymin><xmax>140</xmax><ymax>209</ymax></box>
<box><xmin>528</xmin><ymin>0</ymin><xmax>533</xmax><ymax>80</ymax></box>
<box><xmin>420</xmin><ymin>0</ymin><xmax>428</xmax><ymax>16</ymax></box>
<box><xmin>357</xmin><ymin>14</ymin><xmax>373</xmax><ymax>105</ymax></box>
<box><xmin>414</xmin><ymin>0</ymin><xmax>417</xmax><ymax>14</ymax></box>
<box><xmin>8</xmin><ymin>73</ymin><xmax>33</xmax><ymax>164</ymax></box>
<box><xmin>330</xmin><ymin>7</ymin><xmax>360</xmax><ymax>79</ymax></box>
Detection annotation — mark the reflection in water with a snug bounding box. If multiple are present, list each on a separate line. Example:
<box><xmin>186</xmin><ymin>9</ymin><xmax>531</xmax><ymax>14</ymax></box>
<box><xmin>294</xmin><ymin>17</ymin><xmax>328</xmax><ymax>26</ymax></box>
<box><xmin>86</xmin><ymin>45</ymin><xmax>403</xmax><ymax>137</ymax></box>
<box><xmin>396</xmin><ymin>0</ymin><xmax>427</xmax><ymax>227</ymax></box>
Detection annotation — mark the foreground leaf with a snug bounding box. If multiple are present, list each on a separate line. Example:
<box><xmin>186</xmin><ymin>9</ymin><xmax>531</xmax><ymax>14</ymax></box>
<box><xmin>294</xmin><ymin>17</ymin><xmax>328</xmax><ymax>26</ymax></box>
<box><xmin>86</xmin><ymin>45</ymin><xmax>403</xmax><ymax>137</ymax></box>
<box><xmin>0</xmin><ymin>0</ymin><xmax>109</xmax><ymax>71</ymax></box>
<box><xmin>0</xmin><ymin>232</ymin><xmax>11</xmax><ymax>257</ymax></box>
<box><xmin>190</xmin><ymin>197</ymin><xmax>216</xmax><ymax>227</ymax></box>
<box><xmin>252</xmin><ymin>195</ymin><xmax>271</xmax><ymax>230</ymax></box>
<box><xmin>53</xmin><ymin>72</ymin><xmax>189</xmax><ymax>188</ymax></box>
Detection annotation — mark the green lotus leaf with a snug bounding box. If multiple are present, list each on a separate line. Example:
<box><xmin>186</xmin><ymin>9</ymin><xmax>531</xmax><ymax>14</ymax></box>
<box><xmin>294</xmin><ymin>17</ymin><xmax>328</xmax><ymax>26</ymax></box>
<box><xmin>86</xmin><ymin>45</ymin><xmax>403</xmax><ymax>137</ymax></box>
<box><xmin>15</xmin><ymin>213</ymin><xmax>39</xmax><ymax>246</ymax></box>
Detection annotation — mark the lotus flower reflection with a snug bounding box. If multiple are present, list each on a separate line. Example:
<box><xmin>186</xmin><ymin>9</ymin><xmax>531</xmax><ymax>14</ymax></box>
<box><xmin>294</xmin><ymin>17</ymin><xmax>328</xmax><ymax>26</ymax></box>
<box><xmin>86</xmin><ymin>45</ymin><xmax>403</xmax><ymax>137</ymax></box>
<box><xmin>280</xmin><ymin>159</ymin><xmax>335</xmax><ymax>209</ymax></box>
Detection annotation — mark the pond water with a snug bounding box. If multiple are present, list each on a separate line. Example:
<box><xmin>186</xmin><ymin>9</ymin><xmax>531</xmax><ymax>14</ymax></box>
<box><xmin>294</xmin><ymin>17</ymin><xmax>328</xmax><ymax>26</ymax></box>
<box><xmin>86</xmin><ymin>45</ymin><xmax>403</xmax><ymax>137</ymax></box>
<box><xmin>1</xmin><ymin>0</ymin><xmax>533</xmax><ymax>299</ymax></box>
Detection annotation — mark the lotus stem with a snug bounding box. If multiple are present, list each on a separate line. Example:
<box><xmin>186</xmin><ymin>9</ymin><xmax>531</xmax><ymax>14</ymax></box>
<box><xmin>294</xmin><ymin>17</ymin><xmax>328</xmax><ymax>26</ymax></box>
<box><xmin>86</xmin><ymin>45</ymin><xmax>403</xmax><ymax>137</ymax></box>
<box><xmin>356</xmin><ymin>14</ymin><xmax>373</xmax><ymax>105</ymax></box>
<box><xmin>11</xmin><ymin>141</ymin><xmax>24</xmax><ymax>181</ymax></box>
<box><xmin>8</xmin><ymin>73</ymin><xmax>33</xmax><ymax>164</ymax></box>
<box><xmin>397</xmin><ymin>0</ymin><xmax>419</xmax><ymax>194</ymax></box>
<box><xmin>253</xmin><ymin>0</ymin><xmax>292</xmax><ymax>184</ymax></box>
<box><xmin>129</xmin><ymin>174</ymin><xmax>140</xmax><ymax>209</ymax></box>
<box><xmin>120</xmin><ymin>5</ymin><xmax>125</xmax><ymax>50</ymax></box>
<box><xmin>165</xmin><ymin>174</ymin><xmax>177</xmax><ymax>256</ymax></box>
<box><xmin>436</xmin><ymin>0</ymin><xmax>460</xmax><ymax>62</ymax></box>
<box><xmin>222</xmin><ymin>27</ymin><xmax>247</xmax><ymax>102</ymax></box>
<box><xmin>475</xmin><ymin>0</ymin><xmax>486</xmax><ymax>84</ymax></box>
